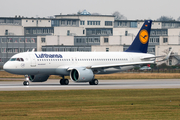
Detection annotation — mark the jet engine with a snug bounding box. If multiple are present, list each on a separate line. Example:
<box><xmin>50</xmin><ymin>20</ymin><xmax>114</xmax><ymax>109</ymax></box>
<box><xmin>70</xmin><ymin>68</ymin><xmax>94</xmax><ymax>82</ymax></box>
<box><xmin>28</xmin><ymin>74</ymin><xmax>49</xmax><ymax>82</ymax></box>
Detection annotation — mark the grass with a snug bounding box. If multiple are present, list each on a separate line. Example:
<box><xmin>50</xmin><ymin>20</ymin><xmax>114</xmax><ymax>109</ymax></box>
<box><xmin>1</xmin><ymin>71</ymin><xmax>180</xmax><ymax>79</ymax></box>
<box><xmin>0</xmin><ymin>89</ymin><xmax>180</xmax><ymax>119</ymax></box>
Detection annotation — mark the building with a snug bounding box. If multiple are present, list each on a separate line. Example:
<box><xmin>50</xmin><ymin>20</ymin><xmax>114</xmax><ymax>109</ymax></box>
<box><xmin>1</xmin><ymin>10</ymin><xmax>180</xmax><ymax>67</ymax></box>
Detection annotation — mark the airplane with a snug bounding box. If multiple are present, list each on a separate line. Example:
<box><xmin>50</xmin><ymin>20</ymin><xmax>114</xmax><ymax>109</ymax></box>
<box><xmin>3</xmin><ymin>20</ymin><xmax>172</xmax><ymax>86</ymax></box>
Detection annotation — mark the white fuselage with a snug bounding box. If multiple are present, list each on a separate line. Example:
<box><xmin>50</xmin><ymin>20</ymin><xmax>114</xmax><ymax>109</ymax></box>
<box><xmin>3</xmin><ymin>52</ymin><xmax>155</xmax><ymax>76</ymax></box>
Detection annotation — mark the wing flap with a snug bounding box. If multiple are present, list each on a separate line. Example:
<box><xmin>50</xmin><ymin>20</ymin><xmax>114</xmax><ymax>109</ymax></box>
<box><xmin>90</xmin><ymin>61</ymin><xmax>155</xmax><ymax>69</ymax></box>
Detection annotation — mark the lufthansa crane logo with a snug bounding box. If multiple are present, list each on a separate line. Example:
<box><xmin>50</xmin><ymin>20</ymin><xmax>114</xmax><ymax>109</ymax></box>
<box><xmin>139</xmin><ymin>29</ymin><xmax>149</xmax><ymax>44</ymax></box>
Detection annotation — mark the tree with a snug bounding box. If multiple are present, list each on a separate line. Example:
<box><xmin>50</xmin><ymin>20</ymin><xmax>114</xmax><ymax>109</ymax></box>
<box><xmin>112</xmin><ymin>11</ymin><xmax>127</xmax><ymax>20</ymax></box>
<box><xmin>157</xmin><ymin>16</ymin><xmax>174</xmax><ymax>21</ymax></box>
<box><xmin>77</xmin><ymin>10</ymin><xmax>83</xmax><ymax>15</ymax></box>
<box><xmin>177</xmin><ymin>17</ymin><xmax>180</xmax><ymax>21</ymax></box>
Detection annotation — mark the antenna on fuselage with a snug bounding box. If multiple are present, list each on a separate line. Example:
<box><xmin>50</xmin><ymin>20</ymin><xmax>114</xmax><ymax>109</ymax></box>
<box><xmin>31</xmin><ymin>48</ymin><xmax>35</xmax><ymax>52</ymax></box>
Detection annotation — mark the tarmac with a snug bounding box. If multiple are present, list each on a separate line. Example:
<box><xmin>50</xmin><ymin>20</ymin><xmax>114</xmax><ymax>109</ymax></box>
<box><xmin>0</xmin><ymin>78</ymin><xmax>180</xmax><ymax>91</ymax></box>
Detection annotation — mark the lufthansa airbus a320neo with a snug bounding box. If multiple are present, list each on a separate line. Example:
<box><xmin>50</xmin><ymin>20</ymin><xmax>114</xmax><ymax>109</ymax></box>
<box><xmin>3</xmin><ymin>20</ymin><xmax>171</xmax><ymax>86</ymax></box>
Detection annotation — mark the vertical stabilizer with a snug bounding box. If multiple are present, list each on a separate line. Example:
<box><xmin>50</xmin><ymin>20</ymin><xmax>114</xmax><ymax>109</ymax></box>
<box><xmin>125</xmin><ymin>20</ymin><xmax>152</xmax><ymax>53</ymax></box>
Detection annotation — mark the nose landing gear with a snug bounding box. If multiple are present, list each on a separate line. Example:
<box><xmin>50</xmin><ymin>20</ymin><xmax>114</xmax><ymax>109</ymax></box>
<box><xmin>23</xmin><ymin>75</ymin><xmax>30</xmax><ymax>86</ymax></box>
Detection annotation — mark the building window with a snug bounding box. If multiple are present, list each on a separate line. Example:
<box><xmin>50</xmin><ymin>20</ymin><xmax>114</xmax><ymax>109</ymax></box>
<box><xmin>130</xmin><ymin>22</ymin><xmax>137</xmax><ymax>28</ymax></box>
<box><xmin>163</xmin><ymin>38</ymin><xmax>168</xmax><ymax>43</ymax></box>
<box><xmin>156</xmin><ymin>38</ymin><xmax>159</xmax><ymax>43</ymax></box>
<box><xmin>67</xmin><ymin>20</ymin><xmax>71</xmax><ymax>25</ymax></box>
<box><xmin>105</xmin><ymin>21</ymin><xmax>112</xmax><ymax>26</ymax></box>
<box><xmin>80</xmin><ymin>21</ymin><xmax>85</xmax><ymax>25</ymax></box>
<box><xmin>118</xmin><ymin>22</ymin><xmax>127</xmax><ymax>27</ymax></box>
<box><xmin>2</xmin><ymin>48</ymin><xmax>6</xmax><ymax>53</ymax></box>
<box><xmin>31</xmin><ymin>38</ymin><xmax>36</xmax><ymax>43</ymax></box>
<box><xmin>14</xmin><ymin>38</ymin><xmax>19</xmax><ymax>43</ymax></box>
<box><xmin>149</xmin><ymin>37</ymin><xmax>159</xmax><ymax>43</ymax></box>
<box><xmin>96</xmin><ymin>21</ymin><xmax>100</xmax><ymax>25</ymax></box>
<box><xmin>41</xmin><ymin>38</ymin><xmax>46</xmax><ymax>43</ymax></box>
<box><xmin>106</xmin><ymin>48</ymin><xmax>109</xmax><ymax>52</ymax></box>
<box><xmin>67</xmin><ymin>30</ymin><xmax>70</xmax><ymax>36</ymax></box>
<box><xmin>19</xmin><ymin>38</ymin><xmax>25</xmax><ymax>43</ymax></box>
<box><xmin>7</xmin><ymin>48</ymin><xmax>13</xmax><ymax>53</ymax></box>
<box><xmin>87</xmin><ymin>21</ymin><xmax>100</xmax><ymax>25</ymax></box>
<box><xmin>72</xmin><ymin>21</ymin><xmax>76</xmax><ymax>25</ymax></box>
<box><xmin>94</xmin><ymin>38</ymin><xmax>100</xmax><ymax>43</ymax></box>
<box><xmin>125</xmin><ymin>31</ymin><xmax>128</xmax><ymax>36</ymax></box>
<box><xmin>61</xmin><ymin>20</ymin><xmax>65</xmax><ymax>25</ymax></box>
<box><xmin>104</xmin><ymin>38</ymin><xmax>108</xmax><ymax>43</ymax></box>
<box><xmin>5</xmin><ymin>30</ymin><xmax>8</xmax><ymax>35</ymax></box>
<box><xmin>52</xmin><ymin>20</ymin><xmax>59</xmax><ymax>26</ymax></box>
<box><xmin>20</xmin><ymin>48</ymin><xmax>24</xmax><ymax>52</ymax></box>
<box><xmin>14</xmin><ymin>48</ymin><xmax>19</xmax><ymax>53</ymax></box>
<box><xmin>83</xmin><ymin>30</ymin><xmax>85</xmax><ymax>34</ymax></box>
<box><xmin>2</xmin><ymin>38</ymin><xmax>6</xmax><ymax>42</ymax></box>
<box><xmin>8</xmin><ymin>38</ymin><xmax>13</xmax><ymax>43</ymax></box>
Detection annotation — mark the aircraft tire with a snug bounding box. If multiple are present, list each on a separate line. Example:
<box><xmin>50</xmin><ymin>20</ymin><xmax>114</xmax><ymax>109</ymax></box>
<box><xmin>89</xmin><ymin>81</ymin><xmax>93</xmax><ymax>85</ymax></box>
<box><xmin>60</xmin><ymin>79</ymin><xmax>69</xmax><ymax>85</ymax></box>
<box><xmin>64</xmin><ymin>79</ymin><xmax>69</xmax><ymax>85</ymax></box>
<box><xmin>23</xmin><ymin>81</ymin><xmax>29</xmax><ymax>86</ymax></box>
<box><xmin>89</xmin><ymin>79</ymin><xmax>98</xmax><ymax>85</ymax></box>
<box><xmin>60</xmin><ymin>79</ymin><xmax>64</xmax><ymax>85</ymax></box>
<box><xmin>93</xmin><ymin>79</ymin><xmax>98</xmax><ymax>85</ymax></box>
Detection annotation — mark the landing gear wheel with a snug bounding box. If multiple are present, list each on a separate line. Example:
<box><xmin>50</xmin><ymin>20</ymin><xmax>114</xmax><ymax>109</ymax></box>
<box><xmin>23</xmin><ymin>81</ymin><xmax>29</xmax><ymax>86</ymax></box>
<box><xmin>64</xmin><ymin>79</ymin><xmax>69</xmax><ymax>85</ymax></box>
<box><xmin>60</xmin><ymin>79</ymin><xmax>69</xmax><ymax>85</ymax></box>
<box><xmin>89</xmin><ymin>81</ymin><xmax>93</xmax><ymax>85</ymax></box>
<box><xmin>89</xmin><ymin>79</ymin><xmax>98</xmax><ymax>85</ymax></box>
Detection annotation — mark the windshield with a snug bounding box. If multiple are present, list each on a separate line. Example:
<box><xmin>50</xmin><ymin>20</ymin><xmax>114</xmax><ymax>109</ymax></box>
<box><xmin>9</xmin><ymin>58</ymin><xmax>24</xmax><ymax>62</ymax></box>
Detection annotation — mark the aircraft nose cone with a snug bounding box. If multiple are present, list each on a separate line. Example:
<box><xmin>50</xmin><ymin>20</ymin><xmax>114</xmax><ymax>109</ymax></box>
<box><xmin>3</xmin><ymin>62</ymin><xmax>13</xmax><ymax>73</ymax></box>
<box><xmin>3</xmin><ymin>62</ymin><xmax>9</xmax><ymax>71</ymax></box>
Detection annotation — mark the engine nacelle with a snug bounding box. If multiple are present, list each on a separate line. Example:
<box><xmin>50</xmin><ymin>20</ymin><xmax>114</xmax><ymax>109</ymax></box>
<box><xmin>70</xmin><ymin>68</ymin><xmax>94</xmax><ymax>82</ymax></box>
<box><xmin>28</xmin><ymin>74</ymin><xmax>49</xmax><ymax>82</ymax></box>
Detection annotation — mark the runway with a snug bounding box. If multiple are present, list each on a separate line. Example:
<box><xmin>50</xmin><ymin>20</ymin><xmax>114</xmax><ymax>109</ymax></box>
<box><xmin>0</xmin><ymin>79</ymin><xmax>180</xmax><ymax>91</ymax></box>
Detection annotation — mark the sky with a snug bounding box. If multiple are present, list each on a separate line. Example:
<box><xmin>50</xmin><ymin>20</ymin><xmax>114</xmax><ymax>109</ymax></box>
<box><xmin>0</xmin><ymin>0</ymin><xmax>180</xmax><ymax>20</ymax></box>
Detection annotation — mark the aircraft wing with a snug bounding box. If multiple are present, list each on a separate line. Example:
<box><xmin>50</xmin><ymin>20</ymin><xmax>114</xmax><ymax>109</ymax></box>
<box><xmin>90</xmin><ymin>61</ymin><xmax>155</xmax><ymax>69</ymax></box>
<box><xmin>66</xmin><ymin>61</ymin><xmax>155</xmax><ymax>71</ymax></box>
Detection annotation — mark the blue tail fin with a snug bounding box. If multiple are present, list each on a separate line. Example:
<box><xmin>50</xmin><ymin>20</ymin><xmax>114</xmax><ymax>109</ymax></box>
<box><xmin>125</xmin><ymin>20</ymin><xmax>152</xmax><ymax>53</ymax></box>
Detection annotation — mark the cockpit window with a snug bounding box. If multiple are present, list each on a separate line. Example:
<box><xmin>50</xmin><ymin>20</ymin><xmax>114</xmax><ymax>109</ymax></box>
<box><xmin>9</xmin><ymin>58</ymin><xmax>24</xmax><ymax>62</ymax></box>
<box><xmin>10</xmin><ymin>58</ymin><xmax>16</xmax><ymax>61</ymax></box>
<box><xmin>17</xmin><ymin>58</ymin><xmax>20</xmax><ymax>61</ymax></box>
<box><xmin>20</xmin><ymin>58</ymin><xmax>24</xmax><ymax>61</ymax></box>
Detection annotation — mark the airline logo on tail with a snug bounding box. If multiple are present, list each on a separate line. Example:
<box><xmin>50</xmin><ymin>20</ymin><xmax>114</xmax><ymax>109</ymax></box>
<box><xmin>139</xmin><ymin>29</ymin><xmax>149</xmax><ymax>44</ymax></box>
<box><xmin>125</xmin><ymin>20</ymin><xmax>152</xmax><ymax>53</ymax></box>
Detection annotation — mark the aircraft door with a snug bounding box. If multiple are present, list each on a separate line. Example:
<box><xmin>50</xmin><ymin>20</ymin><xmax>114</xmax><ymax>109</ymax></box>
<box><xmin>29</xmin><ymin>54</ymin><xmax>36</xmax><ymax>67</ymax></box>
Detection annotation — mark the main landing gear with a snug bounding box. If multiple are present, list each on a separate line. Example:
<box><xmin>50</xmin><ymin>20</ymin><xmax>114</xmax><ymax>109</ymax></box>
<box><xmin>89</xmin><ymin>79</ymin><xmax>99</xmax><ymax>85</ymax></box>
<box><xmin>23</xmin><ymin>75</ymin><xmax>30</xmax><ymax>86</ymax></box>
<box><xmin>60</xmin><ymin>76</ymin><xmax>69</xmax><ymax>85</ymax></box>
